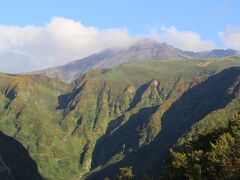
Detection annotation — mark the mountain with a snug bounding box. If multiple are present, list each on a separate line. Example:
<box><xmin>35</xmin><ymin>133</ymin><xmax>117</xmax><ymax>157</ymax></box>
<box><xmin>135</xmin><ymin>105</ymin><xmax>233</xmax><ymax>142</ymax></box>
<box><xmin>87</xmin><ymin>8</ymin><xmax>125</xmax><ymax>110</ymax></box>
<box><xmin>87</xmin><ymin>66</ymin><xmax>240</xmax><ymax>179</ymax></box>
<box><xmin>0</xmin><ymin>58</ymin><xmax>239</xmax><ymax>179</ymax></box>
<box><xmin>32</xmin><ymin>39</ymin><xmax>238</xmax><ymax>83</ymax></box>
<box><xmin>185</xmin><ymin>48</ymin><xmax>238</xmax><ymax>58</ymax></box>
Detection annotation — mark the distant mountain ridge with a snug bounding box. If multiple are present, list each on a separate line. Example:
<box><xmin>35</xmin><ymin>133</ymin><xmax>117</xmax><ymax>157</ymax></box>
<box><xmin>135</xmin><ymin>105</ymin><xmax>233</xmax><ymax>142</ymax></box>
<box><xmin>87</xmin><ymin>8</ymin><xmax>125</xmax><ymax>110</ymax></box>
<box><xmin>32</xmin><ymin>38</ymin><xmax>238</xmax><ymax>83</ymax></box>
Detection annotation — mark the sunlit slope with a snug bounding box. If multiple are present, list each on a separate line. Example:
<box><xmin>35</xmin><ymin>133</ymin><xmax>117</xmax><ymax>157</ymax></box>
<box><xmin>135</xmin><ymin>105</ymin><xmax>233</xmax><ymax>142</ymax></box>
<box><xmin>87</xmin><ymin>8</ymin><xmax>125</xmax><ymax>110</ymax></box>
<box><xmin>85</xmin><ymin>59</ymin><xmax>240</xmax><ymax>179</ymax></box>
<box><xmin>0</xmin><ymin>58</ymin><xmax>239</xmax><ymax>179</ymax></box>
<box><xmin>0</xmin><ymin>75</ymin><xmax>79</xmax><ymax>179</ymax></box>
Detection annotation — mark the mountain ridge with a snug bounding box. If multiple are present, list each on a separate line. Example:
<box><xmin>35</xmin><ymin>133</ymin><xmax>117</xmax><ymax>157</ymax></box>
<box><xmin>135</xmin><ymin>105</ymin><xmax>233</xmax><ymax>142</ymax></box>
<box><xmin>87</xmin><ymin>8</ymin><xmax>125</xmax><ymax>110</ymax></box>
<box><xmin>31</xmin><ymin>38</ymin><xmax>238</xmax><ymax>83</ymax></box>
<box><xmin>0</xmin><ymin>58</ymin><xmax>239</xmax><ymax>179</ymax></box>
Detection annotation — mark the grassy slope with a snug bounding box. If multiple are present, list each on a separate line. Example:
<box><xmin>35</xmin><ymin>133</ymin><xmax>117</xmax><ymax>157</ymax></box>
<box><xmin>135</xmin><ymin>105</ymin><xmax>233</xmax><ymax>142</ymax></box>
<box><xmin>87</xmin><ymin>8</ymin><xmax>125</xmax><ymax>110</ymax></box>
<box><xmin>0</xmin><ymin>75</ymin><xmax>81</xmax><ymax>179</ymax></box>
<box><xmin>85</xmin><ymin>59</ymin><xmax>240</xmax><ymax>179</ymax></box>
<box><xmin>0</xmin><ymin>58</ymin><xmax>239</xmax><ymax>179</ymax></box>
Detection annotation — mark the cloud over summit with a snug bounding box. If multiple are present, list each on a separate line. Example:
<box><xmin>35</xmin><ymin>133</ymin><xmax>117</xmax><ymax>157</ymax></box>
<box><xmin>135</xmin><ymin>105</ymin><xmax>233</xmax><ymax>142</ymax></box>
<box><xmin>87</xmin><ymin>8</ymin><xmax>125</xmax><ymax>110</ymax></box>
<box><xmin>149</xmin><ymin>26</ymin><xmax>217</xmax><ymax>52</ymax></box>
<box><xmin>0</xmin><ymin>17</ymin><xmax>237</xmax><ymax>73</ymax></box>
<box><xmin>0</xmin><ymin>17</ymin><xmax>135</xmax><ymax>73</ymax></box>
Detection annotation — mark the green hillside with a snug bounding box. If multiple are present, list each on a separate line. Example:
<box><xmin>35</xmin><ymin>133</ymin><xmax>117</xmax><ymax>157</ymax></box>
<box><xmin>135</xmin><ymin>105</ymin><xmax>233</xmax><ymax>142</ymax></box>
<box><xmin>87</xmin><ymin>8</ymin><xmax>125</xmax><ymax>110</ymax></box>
<box><xmin>0</xmin><ymin>58</ymin><xmax>239</xmax><ymax>179</ymax></box>
<box><xmin>164</xmin><ymin>112</ymin><xmax>240</xmax><ymax>179</ymax></box>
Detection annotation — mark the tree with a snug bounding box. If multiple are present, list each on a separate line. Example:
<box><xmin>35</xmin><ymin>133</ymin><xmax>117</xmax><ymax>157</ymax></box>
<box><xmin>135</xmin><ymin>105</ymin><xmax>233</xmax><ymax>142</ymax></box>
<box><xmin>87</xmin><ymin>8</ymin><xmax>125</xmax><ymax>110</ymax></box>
<box><xmin>104</xmin><ymin>177</ymin><xmax>111</xmax><ymax>180</ymax></box>
<box><xmin>163</xmin><ymin>112</ymin><xmax>240</xmax><ymax>179</ymax></box>
<box><xmin>116</xmin><ymin>166</ymin><xmax>134</xmax><ymax>180</ymax></box>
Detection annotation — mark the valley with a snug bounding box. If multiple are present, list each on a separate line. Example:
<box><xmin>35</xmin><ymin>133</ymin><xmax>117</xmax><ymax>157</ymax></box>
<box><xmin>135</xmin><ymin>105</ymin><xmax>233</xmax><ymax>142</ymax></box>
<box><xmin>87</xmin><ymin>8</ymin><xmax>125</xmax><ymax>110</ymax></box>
<box><xmin>0</xmin><ymin>58</ymin><xmax>239</xmax><ymax>179</ymax></box>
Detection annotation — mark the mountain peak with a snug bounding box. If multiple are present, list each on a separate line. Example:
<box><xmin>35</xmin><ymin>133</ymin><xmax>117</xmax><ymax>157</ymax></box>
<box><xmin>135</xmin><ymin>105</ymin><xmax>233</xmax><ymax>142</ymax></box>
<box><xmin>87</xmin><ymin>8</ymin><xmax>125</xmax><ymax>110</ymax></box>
<box><xmin>129</xmin><ymin>38</ymin><xmax>175</xmax><ymax>53</ymax></box>
<box><xmin>133</xmin><ymin>38</ymin><xmax>160</xmax><ymax>46</ymax></box>
<box><xmin>31</xmin><ymin>40</ymin><xmax>238</xmax><ymax>83</ymax></box>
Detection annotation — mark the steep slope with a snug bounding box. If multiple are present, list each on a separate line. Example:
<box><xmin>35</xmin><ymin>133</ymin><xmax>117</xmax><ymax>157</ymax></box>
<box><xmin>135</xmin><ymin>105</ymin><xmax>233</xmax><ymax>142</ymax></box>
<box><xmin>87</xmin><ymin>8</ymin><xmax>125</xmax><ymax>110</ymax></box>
<box><xmin>55</xmin><ymin>58</ymin><xmax>240</xmax><ymax>179</ymax></box>
<box><xmin>86</xmin><ymin>65</ymin><xmax>240</xmax><ymax>179</ymax></box>
<box><xmin>0</xmin><ymin>74</ymin><xmax>76</xmax><ymax>179</ymax></box>
<box><xmin>0</xmin><ymin>58</ymin><xmax>239</xmax><ymax>179</ymax></box>
<box><xmin>32</xmin><ymin>39</ymin><xmax>237</xmax><ymax>83</ymax></box>
<box><xmin>164</xmin><ymin>112</ymin><xmax>240</xmax><ymax>179</ymax></box>
<box><xmin>0</xmin><ymin>132</ymin><xmax>42</xmax><ymax>180</ymax></box>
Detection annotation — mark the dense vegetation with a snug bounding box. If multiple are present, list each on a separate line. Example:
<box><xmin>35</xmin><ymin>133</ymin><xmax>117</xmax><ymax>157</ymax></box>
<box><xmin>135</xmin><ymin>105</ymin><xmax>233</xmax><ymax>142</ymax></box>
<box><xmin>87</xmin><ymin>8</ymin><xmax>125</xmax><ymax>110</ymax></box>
<box><xmin>164</xmin><ymin>112</ymin><xmax>240</xmax><ymax>179</ymax></box>
<box><xmin>109</xmin><ymin>111</ymin><xmax>240</xmax><ymax>180</ymax></box>
<box><xmin>0</xmin><ymin>58</ymin><xmax>239</xmax><ymax>179</ymax></box>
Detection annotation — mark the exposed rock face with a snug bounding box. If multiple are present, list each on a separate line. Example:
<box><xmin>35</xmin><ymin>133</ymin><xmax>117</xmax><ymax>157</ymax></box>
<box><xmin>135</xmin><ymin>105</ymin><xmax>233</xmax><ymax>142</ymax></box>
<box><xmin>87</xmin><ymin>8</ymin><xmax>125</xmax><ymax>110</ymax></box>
<box><xmin>152</xmin><ymin>80</ymin><xmax>159</xmax><ymax>87</ymax></box>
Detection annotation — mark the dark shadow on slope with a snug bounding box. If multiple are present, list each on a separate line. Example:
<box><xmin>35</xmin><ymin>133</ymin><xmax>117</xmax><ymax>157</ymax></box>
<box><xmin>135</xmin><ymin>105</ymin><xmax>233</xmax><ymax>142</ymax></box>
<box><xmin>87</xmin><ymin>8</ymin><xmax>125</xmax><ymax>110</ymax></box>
<box><xmin>91</xmin><ymin>106</ymin><xmax>159</xmax><ymax>168</ymax></box>
<box><xmin>0</xmin><ymin>131</ymin><xmax>42</xmax><ymax>180</ymax></box>
<box><xmin>105</xmin><ymin>115</ymin><xmax>124</xmax><ymax>134</ymax></box>
<box><xmin>86</xmin><ymin>67</ymin><xmax>240</xmax><ymax>180</ymax></box>
<box><xmin>105</xmin><ymin>82</ymin><xmax>152</xmax><ymax>134</ymax></box>
<box><xmin>127</xmin><ymin>82</ymin><xmax>150</xmax><ymax>111</ymax></box>
<box><xmin>57</xmin><ymin>82</ymin><xmax>85</xmax><ymax>110</ymax></box>
<box><xmin>4</xmin><ymin>87</ymin><xmax>17</xmax><ymax>109</ymax></box>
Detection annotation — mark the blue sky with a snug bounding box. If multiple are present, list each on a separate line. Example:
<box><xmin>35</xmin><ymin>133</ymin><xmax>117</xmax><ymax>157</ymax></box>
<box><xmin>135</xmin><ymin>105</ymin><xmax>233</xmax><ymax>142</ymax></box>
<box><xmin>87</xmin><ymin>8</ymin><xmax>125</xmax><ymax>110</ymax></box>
<box><xmin>0</xmin><ymin>0</ymin><xmax>239</xmax><ymax>73</ymax></box>
<box><xmin>1</xmin><ymin>0</ymin><xmax>239</xmax><ymax>41</ymax></box>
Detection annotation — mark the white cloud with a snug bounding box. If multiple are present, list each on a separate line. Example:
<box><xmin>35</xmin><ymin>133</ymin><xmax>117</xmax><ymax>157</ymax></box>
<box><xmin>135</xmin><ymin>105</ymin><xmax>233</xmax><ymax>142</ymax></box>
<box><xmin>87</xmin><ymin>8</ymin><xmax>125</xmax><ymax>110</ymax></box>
<box><xmin>148</xmin><ymin>26</ymin><xmax>217</xmax><ymax>52</ymax></box>
<box><xmin>0</xmin><ymin>18</ymin><xmax>220</xmax><ymax>73</ymax></box>
<box><xmin>0</xmin><ymin>17</ymin><xmax>135</xmax><ymax>73</ymax></box>
<box><xmin>219</xmin><ymin>25</ymin><xmax>240</xmax><ymax>51</ymax></box>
